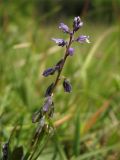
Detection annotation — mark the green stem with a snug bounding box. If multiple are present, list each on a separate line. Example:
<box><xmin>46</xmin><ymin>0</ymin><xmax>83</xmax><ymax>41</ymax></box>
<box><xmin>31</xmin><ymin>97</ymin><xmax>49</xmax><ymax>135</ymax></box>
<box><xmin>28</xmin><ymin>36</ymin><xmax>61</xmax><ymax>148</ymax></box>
<box><xmin>51</xmin><ymin>34</ymin><xmax>73</xmax><ymax>94</ymax></box>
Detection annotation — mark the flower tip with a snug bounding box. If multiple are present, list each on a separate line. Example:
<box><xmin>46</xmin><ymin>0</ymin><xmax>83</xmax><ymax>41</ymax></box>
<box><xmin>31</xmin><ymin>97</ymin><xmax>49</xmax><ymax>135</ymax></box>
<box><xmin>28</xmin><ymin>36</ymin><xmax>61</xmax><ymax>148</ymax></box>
<box><xmin>76</xmin><ymin>35</ymin><xmax>90</xmax><ymax>44</ymax></box>
<box><xmin>51</xmin><ymin>38</ymin><xmax>67</xmax><ymax>47</ymax></box>
<box><xmin>59</xmin><ymin>22</ymin><xmax>69</xmax><ymax>33</ymax></box>
<box><xmin>73</xmin><ymin>16</ymin><xmax>83</xmax><ymax>32</ymax></box>
<box><xmin>86</xmin><ymin>38</ymin><xmax>90</xmax><ymax>43</ymax></box>
<box><xmin>85</xmin><ymin>36</ymin><xmax>90</xmax><ymax>43</ymax></box>
<box><xmin>80</xmin><ymin>21</ymin><xmax>83</xmax><ymax>27</ymax></box>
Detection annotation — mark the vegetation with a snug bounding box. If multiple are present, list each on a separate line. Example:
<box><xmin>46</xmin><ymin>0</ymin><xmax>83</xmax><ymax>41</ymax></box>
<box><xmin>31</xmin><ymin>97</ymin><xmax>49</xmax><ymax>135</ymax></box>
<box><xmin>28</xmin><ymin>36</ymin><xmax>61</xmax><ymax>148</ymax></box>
<box><xmin>0</xmin><ymin>1</ymin><xmax>120</xmax><ymax>160</ymax></box>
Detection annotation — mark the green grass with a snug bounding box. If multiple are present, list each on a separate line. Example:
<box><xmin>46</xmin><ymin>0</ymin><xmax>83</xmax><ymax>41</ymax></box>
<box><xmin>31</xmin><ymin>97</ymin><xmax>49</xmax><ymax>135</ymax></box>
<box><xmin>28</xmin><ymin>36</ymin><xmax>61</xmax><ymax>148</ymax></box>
<box><xmin>0</xmin><ymin>16</ymin><xmax>120</xmax><ymax>160</ymax></box>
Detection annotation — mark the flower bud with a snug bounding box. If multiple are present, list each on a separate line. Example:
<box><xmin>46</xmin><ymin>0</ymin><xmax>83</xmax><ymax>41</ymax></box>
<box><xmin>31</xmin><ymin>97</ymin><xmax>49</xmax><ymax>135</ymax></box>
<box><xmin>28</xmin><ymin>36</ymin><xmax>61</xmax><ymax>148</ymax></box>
<box><xmin>43</xmin><ymin>96</ymin><xmax>53</xmax><ymax>112</ymax></box>
<box><xmin>63</xmin><ymin>79</ymin><xmax>72</xmax><ymax>93</ymax></box>
<box><xmin>43</xmin><ymin>68</ymin><xmax>55</xmax><ymax>77</ymax></box>
<box><xmin>55</xmin><ymin>59</ymin><xmax>64</xmax><ymax>71</ymax></box>
<box><xmin>76</xmin><ymin>35</ymin><xmax>90</xmax><ymax>43</ymax></box>
<box><xmin>68</xmin><ymin>47</ymin><xmax>74</xmax><ymax>56</ymax></box>
<box><xmin>52</xmin><ymin>38</ymin><xmax>67</xmax><ymax>47</ymax></box>
<box><xmin>45</xmin><ymin>83</ymin><xmax>54</xmax><ymax>97</ymax></box>
<box><xmin>59</xmin><ymin>23</ymin><xmax>70</xmax><ymax>33</ymax></box>
<box><xmin>73</xmin><ymin>16</ymin><xmax>83</xmax><ymax>32</ymax></box>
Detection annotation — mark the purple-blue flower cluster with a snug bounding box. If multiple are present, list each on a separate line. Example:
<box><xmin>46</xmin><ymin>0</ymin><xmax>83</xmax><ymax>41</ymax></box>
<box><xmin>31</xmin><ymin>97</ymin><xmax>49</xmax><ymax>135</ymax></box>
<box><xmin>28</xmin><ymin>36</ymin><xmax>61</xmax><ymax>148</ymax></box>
<box><xmin>43</xmin><ymin>16</ymin><xmax>90</xmax><ymax>93</ymax></box>
<box><xmin>28</xmin><ymin>16</ymin><xmax>90</xmax><ymax>160</ymax></box>
<box><xmin>50</xmin><ymin>16</ymin><xmax>90</xmax><ymax>57</ymax></box>
<box><xmin>33</xmin><ymin>16</ymin><xmax>90</xmax><ymax>130</ymax></box>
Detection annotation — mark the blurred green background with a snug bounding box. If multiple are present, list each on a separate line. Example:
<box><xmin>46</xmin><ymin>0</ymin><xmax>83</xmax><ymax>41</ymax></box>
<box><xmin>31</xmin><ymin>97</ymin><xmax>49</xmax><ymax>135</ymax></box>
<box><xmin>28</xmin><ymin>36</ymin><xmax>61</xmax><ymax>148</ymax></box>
<box><xmin>0</xmin><ymin>0</ymin><xmax>120</xmax><ymax>159</ymax></box>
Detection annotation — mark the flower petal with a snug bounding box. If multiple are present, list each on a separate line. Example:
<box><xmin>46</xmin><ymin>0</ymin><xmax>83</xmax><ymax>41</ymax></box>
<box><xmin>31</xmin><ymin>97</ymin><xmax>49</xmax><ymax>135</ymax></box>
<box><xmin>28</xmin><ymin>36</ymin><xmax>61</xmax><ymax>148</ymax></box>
<box><xmin>76</xmin><ymin>35</ymin><xmax>90</xmax><ymax>43</ymax></box>
<box><xmin>45</xmin><ymin>83</ymin><xmax>54</xmax><ymax>97</ymax></box>
<box><xmin>68</xmin><ymin>47</ymin><xmax>74</xmax><ymax>56</ymax></box>
<box><xmin>52</xmin><ymin>38</ymin><xmax>67</xmax><ymax>47</ymax></box>
<box><xmin>59</xmin><ymin>23</ymin><xmax>69</xmax><ymax>33</ymax></box>
<box><xmin>63</xmin><ymin>79</ymin><xmax>72</xmax><ymax>93</ymax></box>
<box><xmin>43</xmin><ymin>96</ymin><xmax>53</xmax><ymax>112</ymax></box>
<box><xmin>43</xmin><ymin>68</ymin><xmax>55</xmax><ymax>77</ymax></box>
<box><xmin>55</xmin><ymin>59</ymin><xmax>64</xmax><ymax>71</ymax></box>
<box><xmin>73</xmin><ymin>16</ymin><xmax>83</xmax><ymax>32</ymax></box>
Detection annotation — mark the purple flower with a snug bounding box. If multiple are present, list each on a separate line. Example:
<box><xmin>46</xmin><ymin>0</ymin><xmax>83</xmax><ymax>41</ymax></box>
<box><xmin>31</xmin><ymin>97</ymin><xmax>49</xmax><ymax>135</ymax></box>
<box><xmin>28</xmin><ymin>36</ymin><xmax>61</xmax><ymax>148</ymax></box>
<box><xmin>63</xmin><ymin>79</ymin><xmax>72</xmax><ymax>93</ymax></box>
<box><xmin>73</xmin><ymin>16</ymin><xmax>83</xmax><ymax>32</ymax></box>
<box><xmin>76</xmin><ymin>35</ymin><xmax>90</xmax><ymax>43</ymax></box>
<box><xmin>43</xmin><ymin>96</ymin><xmax>53</xmax><ymax>112</ymax></box>
<box><xmin>45</xmin><ymin>83</ymin><xmax>54</xmax><ymax>97</ymax></box>
<box><xmin>55</xmin><ymin>59</ymin><xmax>64</xmax><ymax>71</ymax></box>
<box><xmin>68</xmin><ymin>47</ymin><xmax>74</xmax><ymax>56</ymax></box>
<box><xmin>43</xmin><ymin>68</ymin><xmax>55</xmax><ymax>77</ymax></box>
<box><xmin>52</xmin><ymin>38</ymin><xmax>67</xmax><ymax>47</ymax></box>
<box><xmin>59</xmin><ymin>23</ymin><xmax>69</xmax><ymax>33</ymax></box>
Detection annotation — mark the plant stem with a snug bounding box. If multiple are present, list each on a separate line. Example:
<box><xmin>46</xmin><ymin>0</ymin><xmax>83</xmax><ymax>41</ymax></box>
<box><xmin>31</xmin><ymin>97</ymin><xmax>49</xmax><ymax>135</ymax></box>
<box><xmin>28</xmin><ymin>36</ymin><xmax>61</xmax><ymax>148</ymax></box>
<box><xmin>28</xmin><ymin>33</ymin><xmax>73</xmax><ymax>160</ymax></box>
<box><xmin>51</xmin><ymin>34</ymin><xmax>73</xmax><ymax>94</ymax></box>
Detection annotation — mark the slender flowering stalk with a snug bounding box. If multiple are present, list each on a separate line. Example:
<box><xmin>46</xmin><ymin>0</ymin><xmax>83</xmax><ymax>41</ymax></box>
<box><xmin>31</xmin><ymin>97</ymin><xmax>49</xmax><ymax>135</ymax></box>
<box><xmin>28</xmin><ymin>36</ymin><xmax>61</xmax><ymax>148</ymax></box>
<box><xmin>2</xmin><ymin>16</ymin><xmax>90</xmax><ymax>160</ymax></box>
<box><xmin>29</xmin><ymin>16</ymin><xmax>90</xmax><ymax>160</ymax></box>
<box><xmin>50</xmin><ymin>34</ymin><xmax>73</xmax><ymax>94</ymax></box>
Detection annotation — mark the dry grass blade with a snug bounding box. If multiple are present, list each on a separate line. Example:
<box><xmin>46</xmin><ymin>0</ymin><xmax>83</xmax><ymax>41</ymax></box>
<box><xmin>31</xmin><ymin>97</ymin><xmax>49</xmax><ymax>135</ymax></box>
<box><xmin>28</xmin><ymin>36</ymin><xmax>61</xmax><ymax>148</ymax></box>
<box><xmin>82</xmin><ymin>99</ymin><xmax>111</xmax><ymax>134</ymax></box>
<box><xmin>13</xmin><ymin>42</ymin><xmax>31</xmax><ymax>49</ymax></box>
<box><xmin>54</xmin><ymin>113</ymin><xmax>73</xmax><ymax>127</ymax></box>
